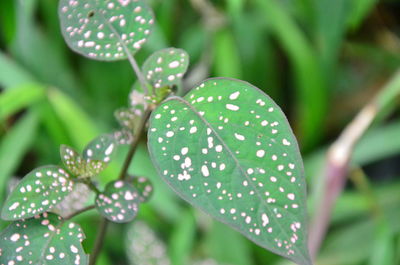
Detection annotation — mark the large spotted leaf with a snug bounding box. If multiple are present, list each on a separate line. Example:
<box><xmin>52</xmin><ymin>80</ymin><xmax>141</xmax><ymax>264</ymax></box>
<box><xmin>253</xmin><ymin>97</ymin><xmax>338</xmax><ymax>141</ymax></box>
<box><xmin>59</xmin><ymin>0</ymin><xmax>154</xmax><ymax>60</ymax></box>
<box><xmin>142</xmin><ymin>48</ymin><xmax>189</xmax><ymax>89</ymax></box>
<box><xmin>1</xmin><ymin>166</ymin><xmax>74</xmax><ymax>221</ymax></box>
<box><xmin>95</xmin><ymin>180</ymin><xmax>140</xmax><ymax>223</ymax></box>
<box><xmin>148</xmin><ymin>78</ymin><xmax>311</xmax><ymax>265</ymax></box>
<box><xmin>0</xmin><ymin>213</ymin><xmax>88</xmax><ymax>264</ymax></box>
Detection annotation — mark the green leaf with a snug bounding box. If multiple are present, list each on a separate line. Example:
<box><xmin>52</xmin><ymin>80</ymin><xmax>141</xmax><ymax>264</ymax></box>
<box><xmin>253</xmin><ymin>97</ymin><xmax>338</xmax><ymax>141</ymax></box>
<box><xmin>0</xmin><ymin>212</ymin><xmax>88</xmax><ymax>264</ymax></box>
<box><xmin>58</xmin><ymin>0</ymin><xmax>154</xmax><ymax>60</ymax></box>
<box><xmin>114</xmin><ymin>107</ymin><xmax>141</xmax><ymax>131</ymax></box>
<box><xmin>95</xmin><ymin>180</ymin><xmax>140</xmax><ymax>223</ymax></box>
<box><xmin>60</xmin><ymin>144</ymin><xmax>106</xmax><ymax>178</ymax></box>
<box><xmin>132</xmin><ymin>176</ymin><xmax>153</xmax><ymax>202</ymax></box>
<box><xmin>142</xmin><ymin>47</ymin><xmax>189</xmax><ymax>89</ymax></box>
<box><xmin>148</xmin><ymin>78</ymin><xmax>311</xmax><ymax>265</ymax></box>
<box><xmin>83</xmin><ymin>134</ymin><xmax>117</xmax><ymax>163</ymax></box>
<box><xmin>113</xmin><ymin>128</ymin><xmax>134</xmax><ymax>145</ymax></box>
<box><xmin>1</xmin><ymin>166</ymin><xmax>74</xmax><ymax>221</ymax></box>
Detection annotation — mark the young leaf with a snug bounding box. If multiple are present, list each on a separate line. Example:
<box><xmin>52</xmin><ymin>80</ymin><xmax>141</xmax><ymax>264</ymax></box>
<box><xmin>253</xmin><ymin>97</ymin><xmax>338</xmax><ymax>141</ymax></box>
<box><xmin>142</xmin><ymin>48</ymin><xmax>189</xmax><ymax>89</ymax></box>
<box><xmin>60</xmin><ymin>144</ymin><xmax>106</xmax><ymax>178</ymax></box>
<box><xmin>83</xmin><ymin>134</ymin><xmax>117</xmax><ymax>163</ymax></box>
<box><xmin>0</xmin><ymin>212</ymin><xmax>88</xmax><ymax>264</ymax></box>
<box><xmin>148</xmin><ymin>78</ymin><xmax>311</xmax><ymax>265</ymax></box>
<box><xmin>1</xmin><ymin>166</ymin><xmax>74</xmax><ymax>221</ymax></box>
<box><xmin>129</xmin><ymin>88</ymin><xmax>148</xmax><ymax>110</ymax></box>
<box><xmin>60</xmin><ymin>144</ymin><xmax>85</xmax><ymax>176</ymax></box>
<box><xmin>95</xmin><ymin>180</ymin><xmax>140</xmax><ymax>223</ymax></box>
<box><xmin>132</xmin><ymin>176</ymin><xmax>153</xmax><ymax>202</ymax></box>
<box><xmin>115</xmin><ymin>107</ymin><xmax>137</xmax><ymax>131</ymax></box>
<box><xmin>114</xmin><ymin>128</ymin><xmax>134</xmax><ymax>145</ymax></box>
<box><xmin>59</xmin><ymin>0</ymin><xmax>154</xmax><ymax>61</ymax></box>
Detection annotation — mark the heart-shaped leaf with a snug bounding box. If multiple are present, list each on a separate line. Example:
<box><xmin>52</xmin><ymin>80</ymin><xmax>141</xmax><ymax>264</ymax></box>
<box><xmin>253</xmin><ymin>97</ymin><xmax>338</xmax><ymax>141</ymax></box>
<box><xmin>95</xmin><ymin>180</ymin><xmax>140</xmax><ymax>223</ymax></box>
<box><xmin>59</xmin><ymin>0</ymin><xmax>154</xmax><ymax>60</ymax></box>
<box><xmin>83</xmin><ymin>134</ymin><xmax>117</xmax><ymax>163</ymax></box>
<box><xmin>1</xmin><ymin>166</ymin><xmax>74</xmax><ymax>221</ymax></box>
<box><xmin>142</xmin><ymin>48</ymin><xmax>189</xmax><ymax>89</ymax></box>
<box><xmin>0</xmin><ymin>212</ymin><xmax>88</xmax><ymax>264</ymax></box>
<box><xmin>60</xmin><ymin>144</ymin><xmax>107</xmax><ymax>178</ymax></box>
<box><xmin>148</xmin><ymin>78</ymin><xmax>311</xmax><ymax>265</ymax></box>
<box><xmin>132</xmin><ymin>176</ymin><xmax>153</xmax><ymax>202</ymax></box>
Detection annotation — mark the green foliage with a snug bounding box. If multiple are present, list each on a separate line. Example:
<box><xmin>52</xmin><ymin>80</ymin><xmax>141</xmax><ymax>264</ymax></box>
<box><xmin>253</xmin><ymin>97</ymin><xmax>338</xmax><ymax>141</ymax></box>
<box><xmin>142</xmin><ymin>47</ymin><xmax>189</xmax><ymax>90</ymax></box>
<box><xmin>148</xmin><ymin>78</ymin><xmax>310</xmax><ymax>265</ymax></box>
<box><xmin>82</xmin><ymin>134</ymin><xmax>117</xmax><ymax>162</ymax></box>
<box><xmin>1</xmin><ymin>0</ymin><xmax>399</xmax><ymax>265</ymax></box>
<box><xmin>132</xmin><ymin>176</ymin><xmax>153</xmax><ymax>202</ymax></box>
<box><xmin>58</xmin><ymin>0</ymin><xmax>154</xmax><ymax>60</ymax></box>
<box><xmin>95</xmin><ymin>180</ymin><xmax>140</xmax><ymax>223</ymax></box>
<box><xmin>61</xmin><ymin>144</ymin><xmax>106</xmax><ymax>178</ymax></box>
<box><xmin>1</xmin><ymin>166</ymin><xmax>74</xmax><ymax>221</ymax></box>
<box><xmin>0</xmin><ymin>213</ymin><xmax>88</xmax><ymax>264</ymax></box>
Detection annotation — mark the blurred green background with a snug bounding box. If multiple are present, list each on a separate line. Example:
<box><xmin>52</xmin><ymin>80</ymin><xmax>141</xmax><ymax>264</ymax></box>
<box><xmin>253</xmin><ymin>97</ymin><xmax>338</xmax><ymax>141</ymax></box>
<box><xmin>1</xmin><ymin>0</ymin><xmax>400</xmax><ymax>264</ymax></box>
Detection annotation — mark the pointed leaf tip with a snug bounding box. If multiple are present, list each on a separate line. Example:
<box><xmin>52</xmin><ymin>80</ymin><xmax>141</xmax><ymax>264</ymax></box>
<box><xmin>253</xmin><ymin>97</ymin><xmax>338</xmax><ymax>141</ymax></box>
<box><xmin>148</xmin><ymin>78</ymin><xmax>312</xmax><ymax>265</ymax></box>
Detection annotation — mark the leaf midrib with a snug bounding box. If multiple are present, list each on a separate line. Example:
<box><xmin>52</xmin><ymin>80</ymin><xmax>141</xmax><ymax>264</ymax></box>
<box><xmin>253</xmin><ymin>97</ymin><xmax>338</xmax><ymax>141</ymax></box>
<box><xmin>167</xmin><ymin>96</ymin><xmax>310</xmax><ymax>263</ymax></box>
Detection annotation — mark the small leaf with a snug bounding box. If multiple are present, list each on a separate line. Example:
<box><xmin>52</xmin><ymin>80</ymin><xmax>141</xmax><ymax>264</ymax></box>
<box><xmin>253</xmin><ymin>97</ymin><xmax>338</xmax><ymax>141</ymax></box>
<box><xmin>60</xmin><ymin>144</ymin><xmax>107</xmax><ymax>178</ymax></box>
<box><xmin>129</xmin><ymin>88</ymin><xmax>148</xmax><ymax>110</ymax></box>
<box><xmin>59</xmin><ymin>0</ymin><xmax>154</xmax><ymax>60</ymax></box>
<box><xmin>95</xmin><ymin>180</ymin><xmax>140</xmax><ymax>223</ymax></box>
<box><xmin>114</xmin><ymin>107</ymin><xmax>141</xmax><ymax>131</ymax></box>
<box><xmin>132</xmin><ymin>176</ymin><xmax>153</xmax><ymax>202</ymax></box>
<box><xmin>1</xmin><ymin>166</ymin><xmax>74</xmax><ymax>221</ymax></box>
<box><xmin>142</xmin><ymin>48</ymin><xmax>189</xmax><ymax>89</ymax></box>
<box><xmin>60</xmin><ymin>144</ymin><xmax>85</xmax><ymax>176</ymax></box>
<box><xmin>148</xmin><ymin>78</ymin><xmax>311</xmax><ymax>265</ymax></box>
<box><xmin>113</xmin><ymin>128</ymin><xmax>134</xmax><ymax>145</ymax></box>
<box><xmin>83</xmin><ymin>134</ymin><xmax>117</xmax><ymax>163</ymax></box>
<box><xmin>0</xmin><ymin>212</ymin><xmax>88</xmax><ymax>264</ymax></box>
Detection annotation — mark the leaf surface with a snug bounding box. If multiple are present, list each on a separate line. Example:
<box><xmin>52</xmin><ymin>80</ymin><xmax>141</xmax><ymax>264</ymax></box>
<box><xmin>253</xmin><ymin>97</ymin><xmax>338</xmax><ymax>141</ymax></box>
<box><xmin>148</xmin><ymin>78</ymin><xmax>311</xmax><ymax>265</ymax></box>
<box><xmin>142</xmin><ymin>48</ymin><xmax>189</xmax><ymax>89</ymax></box>
<box><xmin>59</xmin><ymin>0</ymin><xmax>154</xmax><ymax>60</ymax></box>
<box><xmin>95</xmin><ymin>180</ymin><xmax>140</xmax><ymax>223</ymax></box>
<box><xmin>132</xmin><ymin>176</ymin><xmax>153</xmax><ymax>202</ymax></box>
<box><xmin>60</xmin><ymin>144</ymin><xmax>106</xmax><ymax>178</ymax></box>
<box><xmin>0</xmin><ymin>213</ymin><xmax>88</xmax><ymax>264</ymax></box>
<box><xmin>1</xmin><ymin>166</ymin><xmax>74</xmax><ymax>221</ymax></box>
<box><xmin>83</xmin><ymin>134</ymin><xmax>117</xmax><ymax>163</ymax></box>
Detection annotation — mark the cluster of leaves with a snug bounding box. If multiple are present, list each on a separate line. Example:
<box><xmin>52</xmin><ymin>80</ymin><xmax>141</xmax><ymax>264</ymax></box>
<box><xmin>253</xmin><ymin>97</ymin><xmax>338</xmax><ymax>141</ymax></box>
<box><xmin>0</xmin><ymin>0</ymin><xmax>311</xmax><ymax>264</ymax></box>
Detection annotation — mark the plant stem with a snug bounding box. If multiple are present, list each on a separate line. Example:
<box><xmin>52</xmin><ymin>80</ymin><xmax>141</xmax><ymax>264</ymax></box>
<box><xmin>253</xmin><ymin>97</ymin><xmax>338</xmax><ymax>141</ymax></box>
<box><xmin>89</xmin><ymin>107</ymin><xmax>153</xmax><ymax>265</ymax></box>
<box><xmin>118</xmin><ymin>108</ymin><xmax>152</xmax><ymax>180</ymax></box>
<box><xmin>78</xmin><ymin>178</ymin><xmax>101</xmax><ymax>194</ymax></box>
<box><xmin>100</xmin><ymin>13</ymin><xmax>150</xmax><ymax>95</ymax></box>
<box><xmin>308</xmin><ymin>70</ymin><xmax>400</xmax><ymax>259</ymax></box>
<box><xmin>64</xmin><ymin>205</ymin><xmax>95</xmax><ymax>220</ymax></box>
<box><xmin>89</xmin><ymin>218</ymin><xmax>109</xmax><ymax>265</ymax></box>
